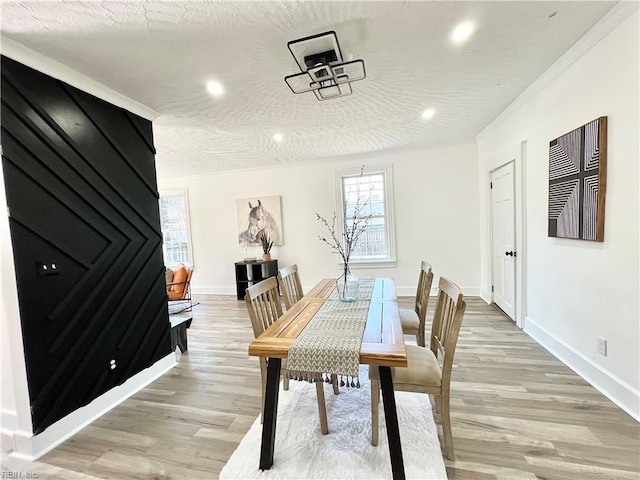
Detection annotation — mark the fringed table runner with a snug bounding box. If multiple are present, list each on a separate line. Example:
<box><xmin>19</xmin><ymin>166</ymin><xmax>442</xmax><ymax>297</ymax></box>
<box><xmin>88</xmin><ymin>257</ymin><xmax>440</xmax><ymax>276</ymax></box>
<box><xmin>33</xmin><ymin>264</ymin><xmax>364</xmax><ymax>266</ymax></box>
<box><xmin>287</xmin><ymin>278</ymin><xmax>375</xmax><ymax>388</ymax></box>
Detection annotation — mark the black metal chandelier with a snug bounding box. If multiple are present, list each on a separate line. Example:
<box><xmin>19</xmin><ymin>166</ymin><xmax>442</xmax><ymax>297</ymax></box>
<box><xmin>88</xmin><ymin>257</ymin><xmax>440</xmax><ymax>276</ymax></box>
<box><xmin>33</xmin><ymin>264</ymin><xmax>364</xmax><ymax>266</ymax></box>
<box><xmin>284</xmin><ymin>31</ymin><xmax>366</xmax><ymax>101</ymax></box>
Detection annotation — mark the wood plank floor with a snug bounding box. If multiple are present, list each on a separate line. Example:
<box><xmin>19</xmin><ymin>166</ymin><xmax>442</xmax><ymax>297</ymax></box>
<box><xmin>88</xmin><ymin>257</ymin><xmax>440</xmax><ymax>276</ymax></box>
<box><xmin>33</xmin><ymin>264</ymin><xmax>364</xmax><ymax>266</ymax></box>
<box><xmin>2</xmin><ymin>295</ymin><xmax>638</xmax><ymax>479</ymax></box>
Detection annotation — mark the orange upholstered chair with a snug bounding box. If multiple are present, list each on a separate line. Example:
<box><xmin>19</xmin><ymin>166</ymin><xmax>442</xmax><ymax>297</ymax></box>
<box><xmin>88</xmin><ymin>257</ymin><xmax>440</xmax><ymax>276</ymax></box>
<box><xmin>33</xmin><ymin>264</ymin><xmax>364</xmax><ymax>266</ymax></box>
<box><xmin>167</xmin><ymin>264</ymin><xmax>194</xmax><ymax>313</ymax></box>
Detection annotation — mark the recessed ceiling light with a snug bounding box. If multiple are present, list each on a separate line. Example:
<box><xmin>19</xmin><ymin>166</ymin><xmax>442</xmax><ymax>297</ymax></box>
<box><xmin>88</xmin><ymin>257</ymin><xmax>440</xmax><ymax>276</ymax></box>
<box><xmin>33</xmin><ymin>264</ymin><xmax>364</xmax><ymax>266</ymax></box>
<box><xmin>451</xmin><ymin>22</ymin><xmax>474</xmax><ymax>44</ymax></box>
<box><xmin>206</xmin><ymin>81</ymin><xmax>224</xmax><ymax>97</ymax></box>
<box><xmin>273</xmin><ymin>133</ymin><xmax>284</xmax><ymax>143</ymax></box>
<box><xmin>422</xmin><ymin>108</ymin><xmax>436</xmax><ymax>120</ymax></box>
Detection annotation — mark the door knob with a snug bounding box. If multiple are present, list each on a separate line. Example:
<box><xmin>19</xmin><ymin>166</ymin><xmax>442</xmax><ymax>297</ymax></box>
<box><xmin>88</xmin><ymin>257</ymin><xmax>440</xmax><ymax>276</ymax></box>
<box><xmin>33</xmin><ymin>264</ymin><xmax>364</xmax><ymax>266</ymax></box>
<box><xmin>505</xmin><ymin>251</ymin><xmax>513</xmax><ymax>256</ymax></box>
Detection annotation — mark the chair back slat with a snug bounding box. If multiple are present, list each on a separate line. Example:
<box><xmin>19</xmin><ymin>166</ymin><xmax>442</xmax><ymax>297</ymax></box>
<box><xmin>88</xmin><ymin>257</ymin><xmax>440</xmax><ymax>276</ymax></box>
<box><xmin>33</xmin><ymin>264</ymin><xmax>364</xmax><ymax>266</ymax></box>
<box><xmin>414</xmin><ymin>261</ymin><xmax>434</xmax><ymax>323</ymax></box>
<box><xmin>430</xmin><ymin>277</ymin><xmax>465</xmax><ymax>380</ymax></box>
<box><xmin>278</xmin><ymin>264</ymin><xmax>304</xmax><ymax>310</ymax></box>
<box><xmin>245</xmin><ymin>277</ymin><xmax>283</xmax><ymax>339</ymax></box>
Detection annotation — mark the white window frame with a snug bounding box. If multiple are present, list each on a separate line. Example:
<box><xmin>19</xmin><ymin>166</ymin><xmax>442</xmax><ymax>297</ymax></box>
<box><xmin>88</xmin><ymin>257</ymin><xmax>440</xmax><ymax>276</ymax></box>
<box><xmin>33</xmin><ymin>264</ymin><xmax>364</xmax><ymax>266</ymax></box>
<box><xmin>334</xmin><ymin>164</ymin><xmax>397</xmax><ymax>268</ymax></box>
<box><xmin>159</xmin><ymin>188</ymin><xmax>194</xmax><ymax>267</ymax></box>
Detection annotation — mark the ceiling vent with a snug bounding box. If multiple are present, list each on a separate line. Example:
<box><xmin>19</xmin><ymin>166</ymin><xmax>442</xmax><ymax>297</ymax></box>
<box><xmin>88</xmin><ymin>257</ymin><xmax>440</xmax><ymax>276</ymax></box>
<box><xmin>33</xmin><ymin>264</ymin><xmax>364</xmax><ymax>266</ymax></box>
<box><xmin>284</xmin><ymin>31</ymin><xmax>366</xmax><ymax>101</ymax></box>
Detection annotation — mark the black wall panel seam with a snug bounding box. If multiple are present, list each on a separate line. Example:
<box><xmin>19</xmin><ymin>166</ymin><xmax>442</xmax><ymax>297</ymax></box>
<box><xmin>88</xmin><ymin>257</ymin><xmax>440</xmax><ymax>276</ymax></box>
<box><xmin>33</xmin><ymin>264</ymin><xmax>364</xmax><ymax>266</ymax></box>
<box><xmin>5</xmin><ymin>212</ymin><xmax>93</xmax><ymax>268</ymax></box>
<box><xmin>125</xmin><ymin>110</ymin><xmax>157</xmax><ymax>156</ymax></box>
<box><xmin>1</xmin><ymin>146</ymin><xmax>116</xmax><ymax>248</ymax></box>
<box><xmin>2</xmin><ymin>69</ymin><xmax>163</xmax><ymax>237</ymax></box>
<box><xmin>116</xmin><ymin>265</ymin><xmax>168</xmax><ymax>350</ymax></box>
<box><xmin>1</xmin><ymin>108</ymin><xmax>154</xmax><ymax>243</ymax></box>
<box><xmin>61</xmin><ymin>84</ymin><xmax>159</xmax><ymax>197</ymax></box>
<box><xmin>121</xmin><ymin>297</ymin><xmax>173</xmax><ymax>380</ymax></box>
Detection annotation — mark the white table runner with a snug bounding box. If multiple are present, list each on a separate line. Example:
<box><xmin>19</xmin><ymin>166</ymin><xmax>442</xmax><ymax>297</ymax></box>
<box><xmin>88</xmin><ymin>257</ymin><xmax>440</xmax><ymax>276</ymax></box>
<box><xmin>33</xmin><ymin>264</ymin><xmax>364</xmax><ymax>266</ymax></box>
<box><xmin>287</xmin><ymin>278</ymin><xmax>375</xmax><ymax>386</ymax></box>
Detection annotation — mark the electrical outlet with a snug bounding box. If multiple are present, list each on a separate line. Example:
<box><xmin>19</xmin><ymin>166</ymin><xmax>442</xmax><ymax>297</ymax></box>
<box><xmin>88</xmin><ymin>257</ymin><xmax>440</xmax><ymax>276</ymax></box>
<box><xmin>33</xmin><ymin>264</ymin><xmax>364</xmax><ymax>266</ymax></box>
<box><xmin>36</xmin><ymin>261</ymin><xmax>61</xmax><ymax>276</ymax></box>
<box><xmin>597</xmin><ymin>336</ymin><xmax>607</xmax><ymax>357</ymax></box>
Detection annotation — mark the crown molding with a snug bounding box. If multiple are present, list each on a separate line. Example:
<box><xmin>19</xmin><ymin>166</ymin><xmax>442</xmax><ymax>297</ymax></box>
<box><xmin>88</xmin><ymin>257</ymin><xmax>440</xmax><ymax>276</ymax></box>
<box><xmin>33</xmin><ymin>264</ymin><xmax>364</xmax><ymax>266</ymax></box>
<box><xmin>0</xmin><ymin>36</ymin><xmax>158</xmax><ymax>121</ymax></box>
<box><xmin>478</xmin><ymin>2</ymin><xmax>639</xmax><ymax>141</ymax></box>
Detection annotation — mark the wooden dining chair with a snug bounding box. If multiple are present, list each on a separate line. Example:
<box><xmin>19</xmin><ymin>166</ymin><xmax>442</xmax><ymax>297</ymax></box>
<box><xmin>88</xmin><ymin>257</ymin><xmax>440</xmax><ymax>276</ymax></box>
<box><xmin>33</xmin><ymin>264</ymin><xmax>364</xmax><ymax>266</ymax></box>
<box><xmin>370</xmin><ymin>276</ymin><xmax>466</xmax><ymax>460</ymax></box>
<box><xmin>245</xmin><ymin>277</ymin><xmax>328</xmax><ymax>434</ymax></box>
<box><xmin>400</xmin><ymin>261</ymin><xmax>434</xmax><ymax>346</ymax></box>
<box><xmin>277</xmin><ymin>264</ymin><xmax>304</xmax><ymax>310</ymax></box>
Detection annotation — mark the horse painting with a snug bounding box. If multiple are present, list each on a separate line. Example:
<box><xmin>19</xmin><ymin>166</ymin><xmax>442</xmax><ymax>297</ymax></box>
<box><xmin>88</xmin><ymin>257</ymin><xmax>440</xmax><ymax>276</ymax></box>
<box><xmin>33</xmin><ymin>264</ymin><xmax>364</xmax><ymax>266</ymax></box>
<box><xmin>238</xmin><ymin>199</ymin><xmax>281</xmax><ymax>246</ymax></box>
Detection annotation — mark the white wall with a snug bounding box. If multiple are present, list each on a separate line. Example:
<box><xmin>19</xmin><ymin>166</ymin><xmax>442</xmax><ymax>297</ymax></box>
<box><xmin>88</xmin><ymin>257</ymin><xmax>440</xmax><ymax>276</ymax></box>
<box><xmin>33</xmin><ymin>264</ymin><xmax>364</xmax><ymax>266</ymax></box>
<box><xmin>0</xmin><ymin>154</ymin><xmax>30</xmax><ymax>448</ymax></box>
<box><xmin>158</xmin><ymin>143</ymin><xmax>481</xmax><ymax>297</ymax></box>
<box><xmin>477</xmin><ymin>11</ymin><xmax>639</xmax><ymax>419</ymax></box>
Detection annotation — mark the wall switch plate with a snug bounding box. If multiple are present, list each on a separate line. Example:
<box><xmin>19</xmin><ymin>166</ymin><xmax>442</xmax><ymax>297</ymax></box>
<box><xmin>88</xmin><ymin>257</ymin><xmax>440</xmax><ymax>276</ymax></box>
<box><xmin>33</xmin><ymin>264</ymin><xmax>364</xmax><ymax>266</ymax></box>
<box><xmin>597</xmin><ymin>336</ymin><xmax>607</xmax><ymax>357</ymax></box>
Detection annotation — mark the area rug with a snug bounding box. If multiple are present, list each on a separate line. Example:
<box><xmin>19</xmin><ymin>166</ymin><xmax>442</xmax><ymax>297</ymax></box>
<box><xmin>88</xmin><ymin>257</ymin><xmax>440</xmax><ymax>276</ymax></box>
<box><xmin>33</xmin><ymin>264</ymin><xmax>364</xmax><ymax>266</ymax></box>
<box><xmin>220</xmin><ymin>366</ymin><xmax>447</xmax><ymax>479</ymax></box>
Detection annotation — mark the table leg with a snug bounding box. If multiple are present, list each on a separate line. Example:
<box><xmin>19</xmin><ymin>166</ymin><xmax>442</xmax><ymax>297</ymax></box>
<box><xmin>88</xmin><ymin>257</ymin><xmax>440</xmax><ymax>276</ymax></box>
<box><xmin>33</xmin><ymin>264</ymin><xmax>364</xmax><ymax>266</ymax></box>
<box><xmin>379</xmin><ymin>366</ymin><xmax>406</xmax><ymax>480</ymax></box>
<box><xmin>259</xmin><ymin>357</ymin><xmax>281</xmax><ymax>470</ymax></box>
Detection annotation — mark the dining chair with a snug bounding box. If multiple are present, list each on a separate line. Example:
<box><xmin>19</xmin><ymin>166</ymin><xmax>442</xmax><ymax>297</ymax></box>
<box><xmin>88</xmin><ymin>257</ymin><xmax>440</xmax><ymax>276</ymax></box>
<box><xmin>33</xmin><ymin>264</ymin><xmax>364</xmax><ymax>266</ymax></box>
<box><xmin>245</xmin><ymin>277</ymin><xmax>328</xmax><ymax>434</ymax></box>
<box><xmin>277</xmin><ymin>264</ymin><xmax>304</xmax><ymax>310</ymax></box>
<box><xmin>400</xmin><ymin>261</ymin><xmax>434</xmax><ymax>346</ymax></box>
<box><xmin>370</xmin><ymin>276</ymin><xmax>466</xmax><ymax>460</ymax></box>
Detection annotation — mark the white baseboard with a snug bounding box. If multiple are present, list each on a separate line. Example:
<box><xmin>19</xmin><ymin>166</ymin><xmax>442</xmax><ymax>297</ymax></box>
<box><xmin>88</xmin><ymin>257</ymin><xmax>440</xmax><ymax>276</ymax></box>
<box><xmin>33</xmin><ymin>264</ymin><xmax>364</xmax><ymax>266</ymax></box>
<box><xmin>11</xmin><ymin>353</ymin><xmax>176</xmax><ymax>461</ymax></box>
<box><xmin>1</xmin><ymin>409</ymin><xmax>18</xmax><ymax>452</ymax></box>
<box><xmin>524</xmin><ymin>316</ymin><xmax>639</xmax><ymax>422</ymax></box>
<box><xmin>480</xmin><ymin>288</ymin><xmax>492</xmax><ymax>304</ymax></box>
<box><xmin>191</xmin><ymin>285</ymin><xmax>236</xmax><ymax>296</ymax></box>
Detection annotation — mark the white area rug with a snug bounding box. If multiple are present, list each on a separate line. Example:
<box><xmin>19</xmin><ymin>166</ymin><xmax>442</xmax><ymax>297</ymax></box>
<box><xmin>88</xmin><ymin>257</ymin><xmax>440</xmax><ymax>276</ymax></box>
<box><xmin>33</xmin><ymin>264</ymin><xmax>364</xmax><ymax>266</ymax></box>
<box><xmin>220</xmin><ymin>366</ymin><xmax>447</xmax><ymax>479</ymax></box>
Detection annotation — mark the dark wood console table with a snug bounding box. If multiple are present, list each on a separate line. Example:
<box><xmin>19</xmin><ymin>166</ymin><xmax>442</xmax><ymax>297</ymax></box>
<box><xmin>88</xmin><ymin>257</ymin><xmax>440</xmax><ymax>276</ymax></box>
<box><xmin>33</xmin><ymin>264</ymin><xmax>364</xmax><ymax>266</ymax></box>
<box><xmin>235</xmin><ymin>259</ymin><xmax>278</xmax><ymax>300</ymax></box>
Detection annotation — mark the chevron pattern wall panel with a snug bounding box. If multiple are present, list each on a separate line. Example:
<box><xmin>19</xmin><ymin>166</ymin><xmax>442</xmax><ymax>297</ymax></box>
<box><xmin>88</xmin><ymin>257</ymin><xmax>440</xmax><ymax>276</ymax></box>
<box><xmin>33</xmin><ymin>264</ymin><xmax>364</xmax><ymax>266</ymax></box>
<box><xmin>548</xmin><ymin>117</ymin><xmax>607</xmax><ymax>242</ymax></box>
<box><xmin>1</xmin><ymin>56</ymin><xmax>171</xmax><ymax>434</ymax></box>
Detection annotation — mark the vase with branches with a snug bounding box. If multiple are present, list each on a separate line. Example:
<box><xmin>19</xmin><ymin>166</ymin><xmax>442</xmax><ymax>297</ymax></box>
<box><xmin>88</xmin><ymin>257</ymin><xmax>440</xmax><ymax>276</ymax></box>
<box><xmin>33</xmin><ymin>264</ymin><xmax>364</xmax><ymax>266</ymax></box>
<box><xmin>261</xmin><ymin>234</ymin><xmax>273</xmax><ymax>262</ymax></box>
<box><xmin>316</xmin><ymin>166</ymin><xmax>373</xmax><ymax>302</ymax></box>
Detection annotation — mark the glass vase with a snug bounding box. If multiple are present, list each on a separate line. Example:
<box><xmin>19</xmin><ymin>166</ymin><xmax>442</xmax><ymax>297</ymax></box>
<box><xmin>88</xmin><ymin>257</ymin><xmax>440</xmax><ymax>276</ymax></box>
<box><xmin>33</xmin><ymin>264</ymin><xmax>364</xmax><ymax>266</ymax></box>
<box><xmin>337</xmin><ymin>266</ymin><xmax>359</xmax><ymax>302</ymax></box>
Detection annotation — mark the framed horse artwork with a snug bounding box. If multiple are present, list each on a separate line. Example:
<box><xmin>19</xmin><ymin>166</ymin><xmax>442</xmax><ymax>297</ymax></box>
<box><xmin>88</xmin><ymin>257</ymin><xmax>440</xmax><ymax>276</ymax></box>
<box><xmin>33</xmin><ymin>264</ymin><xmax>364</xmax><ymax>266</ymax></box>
<box><xmin>237</xmin><ymin>195</ymin><xmax>284</xmax><ymax>246</ymax></box>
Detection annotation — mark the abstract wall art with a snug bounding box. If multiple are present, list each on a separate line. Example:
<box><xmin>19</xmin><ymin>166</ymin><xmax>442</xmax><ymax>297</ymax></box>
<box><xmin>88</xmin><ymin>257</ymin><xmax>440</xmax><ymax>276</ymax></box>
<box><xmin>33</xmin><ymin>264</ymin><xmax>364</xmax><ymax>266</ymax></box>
<box><xmin>548</xmin><ymin>117</ymin><xmax>607</xmax><ymax>241</ymax></box>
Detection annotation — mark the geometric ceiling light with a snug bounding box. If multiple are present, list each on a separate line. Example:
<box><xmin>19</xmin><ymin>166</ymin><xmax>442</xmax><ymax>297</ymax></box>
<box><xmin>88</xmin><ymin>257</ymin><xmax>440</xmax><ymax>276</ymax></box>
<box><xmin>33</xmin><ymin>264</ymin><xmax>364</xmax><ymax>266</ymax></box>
<box><xmin>284</xmin><ymin>31</ymin><xmax>366</xmax><ymax>101</ymax></box>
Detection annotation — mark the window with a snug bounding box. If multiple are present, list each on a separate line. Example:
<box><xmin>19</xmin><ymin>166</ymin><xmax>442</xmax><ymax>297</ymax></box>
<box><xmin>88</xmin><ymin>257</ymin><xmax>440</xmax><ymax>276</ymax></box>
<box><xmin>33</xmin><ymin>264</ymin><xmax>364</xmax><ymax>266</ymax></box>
<box><xmin>159</xmin><ymin>189</ymin><xmax>193</xmax><ymax>266</ymax></box>
<box><xmin>336</xmin><ymin>164</ymin><xmax>396</xmax><ymax>266</ymax></box>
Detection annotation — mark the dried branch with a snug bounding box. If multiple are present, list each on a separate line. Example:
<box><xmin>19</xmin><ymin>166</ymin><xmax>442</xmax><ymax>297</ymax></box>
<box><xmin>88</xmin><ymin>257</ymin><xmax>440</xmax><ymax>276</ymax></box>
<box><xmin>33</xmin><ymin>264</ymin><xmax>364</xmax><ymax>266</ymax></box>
<box><xmin>316</xmin><ymin>165</ymin><xmax>374</xmax><ymax>267</ymax></box>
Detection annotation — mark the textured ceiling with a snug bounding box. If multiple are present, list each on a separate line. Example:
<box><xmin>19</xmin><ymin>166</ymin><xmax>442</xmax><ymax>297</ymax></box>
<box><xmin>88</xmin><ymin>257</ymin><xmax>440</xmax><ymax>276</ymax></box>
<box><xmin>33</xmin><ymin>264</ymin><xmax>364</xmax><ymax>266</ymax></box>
<box><xmin>1</xmin><ymin>1</ymin><xmax>616</xmax><ymax>178</ymax></box>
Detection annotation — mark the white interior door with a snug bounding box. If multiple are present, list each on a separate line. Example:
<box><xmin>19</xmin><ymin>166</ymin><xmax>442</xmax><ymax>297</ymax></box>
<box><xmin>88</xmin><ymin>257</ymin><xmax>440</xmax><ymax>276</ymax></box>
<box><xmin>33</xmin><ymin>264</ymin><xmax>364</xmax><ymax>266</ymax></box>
<box><xmin>491</xmin><ymin>161</ymin><xmax>516</xmax><ymax>320</ymax></box>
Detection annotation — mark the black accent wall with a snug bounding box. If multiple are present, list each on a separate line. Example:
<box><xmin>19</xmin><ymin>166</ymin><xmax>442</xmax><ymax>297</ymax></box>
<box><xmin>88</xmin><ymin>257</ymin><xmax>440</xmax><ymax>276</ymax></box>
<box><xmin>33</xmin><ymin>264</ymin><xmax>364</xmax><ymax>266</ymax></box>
<box><xmin>1</xmin><ymin>56</ymin><xmax>171</xmax><ymax>434</ymax></box>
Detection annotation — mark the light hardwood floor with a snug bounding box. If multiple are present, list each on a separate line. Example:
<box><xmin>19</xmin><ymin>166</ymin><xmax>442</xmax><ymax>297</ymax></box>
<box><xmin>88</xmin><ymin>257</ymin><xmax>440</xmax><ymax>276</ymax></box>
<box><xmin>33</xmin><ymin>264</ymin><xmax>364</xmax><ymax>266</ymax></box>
<box><xmin>2</xmin><ymin>295</ymin><xmax>638</xmax><ymax>479</ymax></box>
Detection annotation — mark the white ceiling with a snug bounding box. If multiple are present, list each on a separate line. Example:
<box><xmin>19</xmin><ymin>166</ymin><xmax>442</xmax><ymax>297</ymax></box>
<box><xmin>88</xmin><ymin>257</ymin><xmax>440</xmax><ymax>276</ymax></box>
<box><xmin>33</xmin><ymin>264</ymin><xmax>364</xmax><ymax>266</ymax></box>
<box><xmin>1</xmin><ymin>1</ymin><xmax>616</xmax><ymax>179</ymax></box>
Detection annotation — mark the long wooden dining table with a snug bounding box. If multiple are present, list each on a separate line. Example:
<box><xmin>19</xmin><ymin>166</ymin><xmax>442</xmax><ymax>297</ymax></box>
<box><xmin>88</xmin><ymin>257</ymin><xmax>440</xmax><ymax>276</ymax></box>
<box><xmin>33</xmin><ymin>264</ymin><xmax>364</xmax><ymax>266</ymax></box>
<box><xmin>248</xmin><ymin>277</ymin><xmax>408</xmax><ymax>480</ymax></box>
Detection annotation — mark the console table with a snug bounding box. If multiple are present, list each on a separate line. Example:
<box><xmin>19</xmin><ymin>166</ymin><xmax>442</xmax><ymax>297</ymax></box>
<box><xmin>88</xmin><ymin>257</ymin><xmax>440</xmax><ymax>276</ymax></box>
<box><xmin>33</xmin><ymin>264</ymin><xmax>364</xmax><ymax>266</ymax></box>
<box><xmin>235</xmin><ymin>259</ymin><xmax>278</xmax><ymax>300</ymax></box>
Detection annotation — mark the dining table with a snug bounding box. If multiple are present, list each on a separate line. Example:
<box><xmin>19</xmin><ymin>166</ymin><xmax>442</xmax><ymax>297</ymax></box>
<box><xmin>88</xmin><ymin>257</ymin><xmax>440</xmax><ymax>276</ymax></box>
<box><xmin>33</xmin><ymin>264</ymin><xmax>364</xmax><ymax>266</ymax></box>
<box><xmin>248</xmin><ymin>277</ymin><xmax>408</xmax><ymax>480</ymax></box>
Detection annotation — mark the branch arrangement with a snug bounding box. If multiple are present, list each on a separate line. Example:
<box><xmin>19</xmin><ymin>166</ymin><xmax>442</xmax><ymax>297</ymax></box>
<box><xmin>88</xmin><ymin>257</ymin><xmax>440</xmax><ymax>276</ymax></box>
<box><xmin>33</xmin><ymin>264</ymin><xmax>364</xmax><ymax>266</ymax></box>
<box><xmin>316</xmin><ymin>165</ymin><xmax>373</xmax><ymax>270</ymax></box>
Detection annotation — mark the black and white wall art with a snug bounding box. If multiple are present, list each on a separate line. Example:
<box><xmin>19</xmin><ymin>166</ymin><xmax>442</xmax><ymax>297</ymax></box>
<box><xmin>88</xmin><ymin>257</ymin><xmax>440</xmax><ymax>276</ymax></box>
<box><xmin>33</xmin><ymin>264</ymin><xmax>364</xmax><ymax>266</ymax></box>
<box><xmin>237</xmin><ymin>195</ymin><xmax>283</xmax><ymax>246</ymax></box>
<box><xmin>548</xmin><ymin>117</ymin><xmax>607</xmax><ymax>241</ymax></box>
